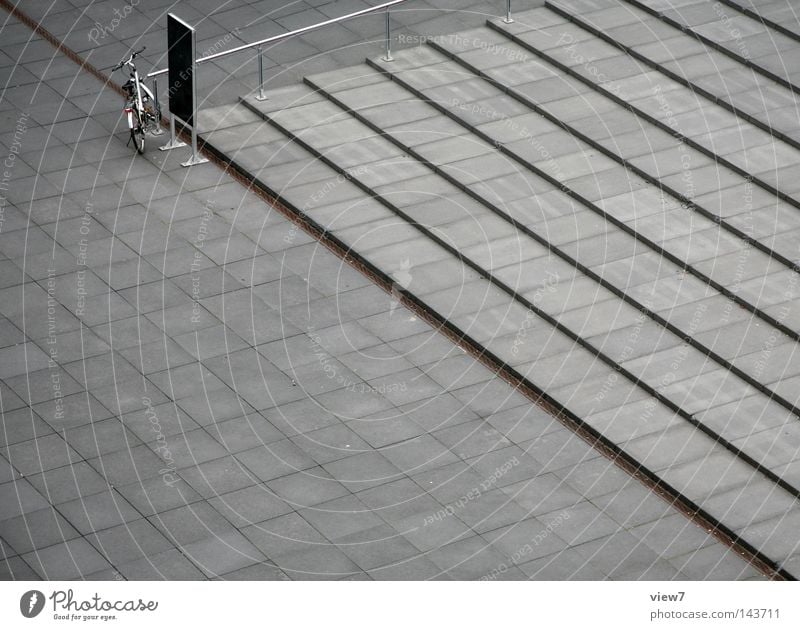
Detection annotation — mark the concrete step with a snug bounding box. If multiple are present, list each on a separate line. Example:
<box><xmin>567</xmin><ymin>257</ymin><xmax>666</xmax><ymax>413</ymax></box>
<box><xmin>486</xmin><ymin>7</ymin><xmax>800</xmax><ymax>271</ymax></box>
<box><xmin>715</xmin><ymin>0</ymin><xmax>800</xmax><ymax>41</ymax></box>
<box><xmin>620</xmin><ymin>0</ymin><xmax>800</xmax><ymax>91</ymax></box>
<box><xmin>408</xmin><ymin>27</ymin><xmax>800</xmax><ymax>334</ymax></box>
<box><xmin>546</xmin><ymin>0</ymin><xmax>800</xmax><ymax>151</ymax></box>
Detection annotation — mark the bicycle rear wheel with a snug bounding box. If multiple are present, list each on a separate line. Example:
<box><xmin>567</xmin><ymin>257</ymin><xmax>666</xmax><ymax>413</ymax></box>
<box><xmin>144</xmin><ymin>103</ymin><xmax>161</xmax><ymax>134</ymax></box>
<box><xmin>130</xmin><ymin>126</ymin><xmax>145</xmax><ymax>154</ymax></box>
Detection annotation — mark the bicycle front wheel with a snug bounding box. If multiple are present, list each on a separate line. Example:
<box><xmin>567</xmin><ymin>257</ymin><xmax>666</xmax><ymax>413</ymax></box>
<box><xmin>130</xmin><ymin>126</ymin><xmax>145</xmax><ymax>154</ymax></box>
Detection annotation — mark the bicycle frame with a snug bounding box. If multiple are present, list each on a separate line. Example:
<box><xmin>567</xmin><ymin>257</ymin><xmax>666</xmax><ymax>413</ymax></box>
<box><xmin>114</xmin><ymin>47</ymin><xmax>160</xmax><ymax>154</ymax></box>
<box><xmin>124</xmin><ymin>73</ymin><xmax>153</xmax><ymax>129</ymax></box>
<box><xmin>123</xmin><ymin>63</ymin><xmax>147</xmax><ymax>128</ymax></box>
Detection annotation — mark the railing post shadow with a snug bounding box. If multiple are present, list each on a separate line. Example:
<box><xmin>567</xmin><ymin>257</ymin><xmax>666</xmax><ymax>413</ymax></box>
<box><xmin>150</xmin><ymin>77</ymin><xmax>164</xmax><ymax>135</ymax></box>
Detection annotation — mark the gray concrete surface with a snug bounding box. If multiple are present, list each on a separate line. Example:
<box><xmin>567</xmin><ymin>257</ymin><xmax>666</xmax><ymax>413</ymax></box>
<box><xmin>196</xmin><ymin>3</ymin><xmax>800</xmax><ymax>576</ymax></box>
<box><xmin>0</xmin><ymin>1</ymin><xmax>769</xmax><ymax>580</ymax></box>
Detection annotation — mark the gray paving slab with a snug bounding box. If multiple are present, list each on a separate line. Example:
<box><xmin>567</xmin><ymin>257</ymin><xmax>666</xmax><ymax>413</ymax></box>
<box><xmin>21</xmin><ymin>537</ymin><xmax>113</xmax><ymax>580</ymax></box>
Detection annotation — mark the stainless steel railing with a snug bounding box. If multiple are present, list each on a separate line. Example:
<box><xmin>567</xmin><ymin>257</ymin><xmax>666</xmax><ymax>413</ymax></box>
<box><xmin>147</xmin><ymin>0</ymin><xmax>516</xmax><ymax>104</ymax></box>
<box><xmin>147</xmin><ymin>0</ymin><xmax>409</xmax><ymax>97</ymax></box>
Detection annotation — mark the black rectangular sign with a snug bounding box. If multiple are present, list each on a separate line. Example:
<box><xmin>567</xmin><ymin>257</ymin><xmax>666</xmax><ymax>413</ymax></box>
<box><xmin>167</xmin><ymin>14</ymin><xmax>195</xmax><ymax>126</ymax></box>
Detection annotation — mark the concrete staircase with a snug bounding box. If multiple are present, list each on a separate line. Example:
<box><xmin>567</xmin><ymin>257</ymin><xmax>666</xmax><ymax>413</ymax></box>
<box><xmin>197</xmin><ymin>2</ymin><xmax>800</xmax><ymax>577</ymax></box>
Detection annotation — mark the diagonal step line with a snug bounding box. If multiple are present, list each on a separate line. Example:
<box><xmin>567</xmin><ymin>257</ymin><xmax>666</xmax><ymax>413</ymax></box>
<box><xmin>355</xmin><ymin>58</ymin><xmax>800</xmax><ymax>422</ymax></box>
<box><xmin>485</xmin><ymin>17</ymin><xmax>800</xmax><ymax>267</ymax></box>
<box><xmin>424</xmin><ymin>38</ymin><xmax>800</xmax><ymax>340</ymax></box>
<box><xmin>714</xmin><ymin>0</ymin><xmax>800</xmax><ymax>44</ymax></box>
<box><xmin>242</xmin><ymin>89</ymin><xmax>800</xmax><ymax>505</ymax></box>
<box><xmin>621</xmin><ymin>0</ymin><xmax>800</xmax><ymax>95</ymax></box>
<box><xmin>487</xmin><ymin>15</ymin><xmax>800</xmax><ymax>219</ymax></box>
<box><xmin>544</xmin><ymin>1</ymin><xmax>800</xmax><ymax>153</ymax></box>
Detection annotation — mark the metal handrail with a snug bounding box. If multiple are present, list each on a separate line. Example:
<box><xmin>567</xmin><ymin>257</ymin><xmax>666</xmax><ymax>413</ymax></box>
<box><xmin>146</xmin><ymin>0</ymin><xmax>410</xmax><ymax>79</ymax></box>
<box><xmin>146</xmin><ymin>0</ymin><xmax>515</xmax><ymax>163</ymax></box>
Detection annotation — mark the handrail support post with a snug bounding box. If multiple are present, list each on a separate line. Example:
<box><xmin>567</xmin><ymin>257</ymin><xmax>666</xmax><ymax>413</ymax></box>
<box><xmin>181</xmin><ymin>48</ymin><xmax>209</xmax><ymax>167</ymax></box>
<box><xmin>382</xmin><ymin>11</ymin><xmax>394</xmax><ymax>62</ymax></box>
<box><xmin>504</xmin><ymin>0</ymin><xmax>514</xmax><ymax>23</ymax></box>
<box><xmin>255</xmin><ymin>45</ymin><xmax>268</xmax><ymax>101</ymax></box>
<box><xmin>182</xmin><ymin>122</ymin><xmax>208</xmax><ymax>167</ymax></box>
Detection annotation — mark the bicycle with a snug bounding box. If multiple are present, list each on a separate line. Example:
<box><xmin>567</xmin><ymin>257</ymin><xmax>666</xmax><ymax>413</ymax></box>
<box><xmin>112</xmin><ymin>47</ymin><xmax>160</xmax><ymax>154</ymax></box>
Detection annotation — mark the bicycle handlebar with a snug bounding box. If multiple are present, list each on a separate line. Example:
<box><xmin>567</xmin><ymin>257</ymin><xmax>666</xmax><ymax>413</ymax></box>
<box><xmin>112</xmin><ymin>46</ymin><xmax>147</xmax><ymax>72</ymax></box>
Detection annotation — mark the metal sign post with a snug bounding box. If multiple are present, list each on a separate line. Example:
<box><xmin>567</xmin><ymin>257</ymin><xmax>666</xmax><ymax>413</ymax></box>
<box><xmin>160</xmin><ymin>14</ymin><xmax>207</xmax><ymax>166</ymax></box>
<box><xmin>181</xmin><ymin>52</ymin><xmax>208</xmax><ymax>167</ymax></box>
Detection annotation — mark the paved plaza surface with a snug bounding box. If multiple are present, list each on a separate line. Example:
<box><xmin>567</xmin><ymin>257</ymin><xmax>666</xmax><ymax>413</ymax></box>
<box><xmin>0</xmin><ymin>0</ymin><xmax>797</xmax><ymax>580</ymax></box>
